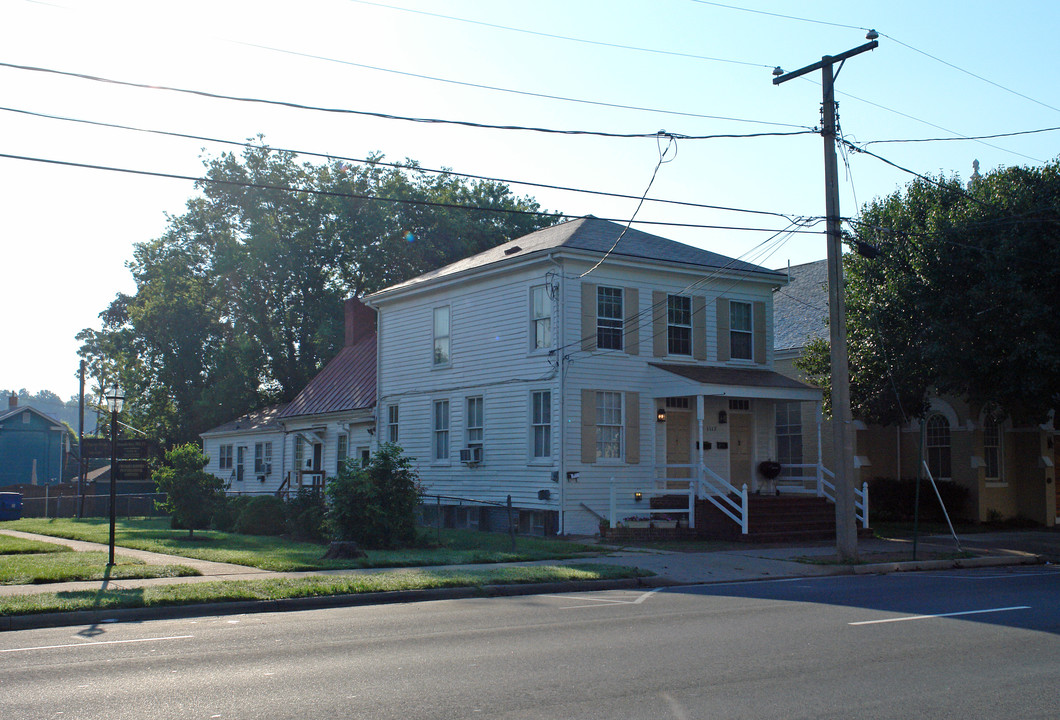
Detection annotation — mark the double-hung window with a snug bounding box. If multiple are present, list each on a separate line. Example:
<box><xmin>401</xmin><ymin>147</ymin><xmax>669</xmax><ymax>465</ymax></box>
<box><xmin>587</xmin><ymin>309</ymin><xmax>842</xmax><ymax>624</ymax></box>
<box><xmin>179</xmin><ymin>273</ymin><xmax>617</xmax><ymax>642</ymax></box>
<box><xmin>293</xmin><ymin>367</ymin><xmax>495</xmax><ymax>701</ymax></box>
<box><xmin>531</xmin><ymin>391</ymin><xmax>551</xmax><ymax>459</ymax></box>
<box><xmin>337</xmin><ymin>433</ymin><xmax>348</xmax><ymax>468</ymax></box>
<box><xmin>387</xmin><ymin>405</ymin><xmax>399</xmax><ymax>444</ymax></box>
<box><xmin>253</xmin><ymin>441</ymin><xmax>272</xmax><ymax>474</ymax></box>
<box><xmin>729</xmin><ymin>301</ymin><xmax>753</xmax><ymax>360</ymax></box>
<box><xmin>466</xmin><ymin>396</ymin><xmax>483</xmax><ymax>449</ymax></box>
<box><xmin>775</xmin><ymin>402</ymin><xmax>803</xmax><ymax>477</ymax></box>
<box><xmin>926</xmin><ymin>414</ymin><xmax>952</xmax><ymax>480</ymax></box>
<box><xmin>667</xmin><ymin>295</ymin><xmax>692</xmax><ymax>356</ymax></box>
<box><xmin>433</xmin><ymin>400</ymin><xmax>450</xmax><ymax>460</ymax></box>
<box><xmin>219</xmin><ymin>444</ymin><xmax>233</xmax><ymax>470</ymax></box>
<box><xmin>433</xmin><ymin>306</ymin><xmax>451</xmax><ymax>366</ymax></box>
<box><xmin>596</xmin><ymin>391</ymin><xmax>623</xmax><ymax>460</ymax></box>
<box><xmin>531</xmin><ymin>285</ymin><xmax>552</xmax><ymax>350</ymax></box>
<box><xmin>984</xmin><ymin>417</ymin><xmax>1002</xmax><ymax>481</ymax></box>
<box><xmin>597</xmin><ymin>287</ymin><xmax>624</xmax><ymax>351</ymax></box>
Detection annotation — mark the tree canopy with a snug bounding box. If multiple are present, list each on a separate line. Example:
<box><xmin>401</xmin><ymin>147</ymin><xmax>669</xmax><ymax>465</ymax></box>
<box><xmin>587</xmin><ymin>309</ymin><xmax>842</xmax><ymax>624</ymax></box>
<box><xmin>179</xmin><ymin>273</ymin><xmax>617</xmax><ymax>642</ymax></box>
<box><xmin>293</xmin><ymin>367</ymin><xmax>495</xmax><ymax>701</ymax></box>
<box><xmin>78</xmin><ymin>142</ymin><xmax>554</xmax><ymax>446</ymax></box>
<box><xmin>799</xmin><ymin>160</ymin><xmax>1060</xmax><ymax>426</ymax></box>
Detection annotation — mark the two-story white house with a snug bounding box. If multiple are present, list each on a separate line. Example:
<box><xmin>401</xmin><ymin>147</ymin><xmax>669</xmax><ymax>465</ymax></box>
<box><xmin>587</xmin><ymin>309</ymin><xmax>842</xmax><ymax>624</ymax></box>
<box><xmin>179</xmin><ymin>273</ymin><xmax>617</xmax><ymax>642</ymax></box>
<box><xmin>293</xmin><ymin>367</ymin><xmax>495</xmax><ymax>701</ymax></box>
<box><xmin>366</xmin><ymin>216</ymin><xmax>828</xmax><ymax>536</ymax></box>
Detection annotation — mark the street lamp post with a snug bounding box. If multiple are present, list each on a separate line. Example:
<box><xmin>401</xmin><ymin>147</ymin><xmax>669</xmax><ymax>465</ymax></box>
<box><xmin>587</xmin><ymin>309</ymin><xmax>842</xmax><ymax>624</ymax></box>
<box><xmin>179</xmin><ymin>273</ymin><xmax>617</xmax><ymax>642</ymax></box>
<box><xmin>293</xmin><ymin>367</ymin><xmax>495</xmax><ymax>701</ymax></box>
<box><xmin>104</xmin><ymin>384</ymin><xmax>124</xmax><ymax>566</ymax></box>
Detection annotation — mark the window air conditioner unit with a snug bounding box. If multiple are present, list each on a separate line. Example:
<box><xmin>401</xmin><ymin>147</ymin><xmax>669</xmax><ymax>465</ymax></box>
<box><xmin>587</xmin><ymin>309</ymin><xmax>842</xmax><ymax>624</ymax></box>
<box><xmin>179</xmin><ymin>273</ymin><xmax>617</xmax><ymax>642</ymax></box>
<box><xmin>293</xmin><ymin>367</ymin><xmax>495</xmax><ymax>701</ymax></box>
<box><xmin>264</xmin><ymin>463</ymin><xmax>272</xmax><ymax>475</ymax></box>
<box><xmin>459</xmin><ymin>446</ymin><xmax>483</xmax><ymax>465</ymax></box>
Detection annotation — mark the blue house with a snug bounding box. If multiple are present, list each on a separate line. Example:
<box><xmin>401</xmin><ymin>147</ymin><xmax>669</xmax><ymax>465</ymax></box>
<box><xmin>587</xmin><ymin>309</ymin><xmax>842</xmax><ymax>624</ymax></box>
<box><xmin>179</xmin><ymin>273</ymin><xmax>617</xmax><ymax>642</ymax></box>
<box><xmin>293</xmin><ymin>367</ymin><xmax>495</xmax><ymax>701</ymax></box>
<box><xmin>0</xmin><ymin>395</ymin><xmax>67</xmax><ymax>486</ymax></box>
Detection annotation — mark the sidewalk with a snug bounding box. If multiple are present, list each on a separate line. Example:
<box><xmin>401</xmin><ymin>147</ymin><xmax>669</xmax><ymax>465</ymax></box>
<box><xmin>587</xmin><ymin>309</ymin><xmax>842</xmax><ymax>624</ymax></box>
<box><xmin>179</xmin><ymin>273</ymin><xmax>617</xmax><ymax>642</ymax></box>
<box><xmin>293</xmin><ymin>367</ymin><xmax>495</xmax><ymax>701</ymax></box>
<box><xmin>0</xmin><ymin>528</ymin><xmax>1049</xmax><ymax>629</ymax></box>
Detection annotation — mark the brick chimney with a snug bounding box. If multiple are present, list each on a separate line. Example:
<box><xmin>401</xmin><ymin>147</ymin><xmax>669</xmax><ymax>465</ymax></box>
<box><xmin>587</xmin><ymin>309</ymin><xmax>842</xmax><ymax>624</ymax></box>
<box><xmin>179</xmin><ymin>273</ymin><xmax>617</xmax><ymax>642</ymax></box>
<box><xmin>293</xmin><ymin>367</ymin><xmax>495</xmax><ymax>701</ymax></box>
<box><xmin>344</xmin><ymin>297</ymin><xmax>377</xmax><ymax>347</ymax></box>
<box><xmin>8</xmin><ymin>394</ymin><xmax>16</xmax><ymax>410</ymax></box>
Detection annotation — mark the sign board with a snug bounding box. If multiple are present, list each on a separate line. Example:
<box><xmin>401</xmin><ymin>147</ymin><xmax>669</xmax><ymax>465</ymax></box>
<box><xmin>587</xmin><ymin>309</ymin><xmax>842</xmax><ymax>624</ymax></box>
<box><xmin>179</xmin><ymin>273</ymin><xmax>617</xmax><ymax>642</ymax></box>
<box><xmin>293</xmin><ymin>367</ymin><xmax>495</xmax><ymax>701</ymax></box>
<box><xmin>80</xmin><ymin>438</ymin><xmax>111</xmax><ymax>459</ymax></box>
<box><xmin>115</xmin><ymin>460</ymin><xmax>151</xmax><ymax>481</ymax></box>
<box><xmin>116</xmin><ymin>438</ymin><xmax>152</xmax><ymax>459</ymax></box>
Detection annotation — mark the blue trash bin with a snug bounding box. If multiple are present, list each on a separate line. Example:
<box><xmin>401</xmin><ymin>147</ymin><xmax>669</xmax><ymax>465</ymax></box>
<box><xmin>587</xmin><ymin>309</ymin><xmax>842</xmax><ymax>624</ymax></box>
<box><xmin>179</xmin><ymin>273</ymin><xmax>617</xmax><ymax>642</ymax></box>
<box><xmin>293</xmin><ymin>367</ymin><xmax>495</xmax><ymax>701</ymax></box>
<box><xmin>0</xmin><ymin>492</ymin><xmax>23</xmax><ymax>521</ymax></box>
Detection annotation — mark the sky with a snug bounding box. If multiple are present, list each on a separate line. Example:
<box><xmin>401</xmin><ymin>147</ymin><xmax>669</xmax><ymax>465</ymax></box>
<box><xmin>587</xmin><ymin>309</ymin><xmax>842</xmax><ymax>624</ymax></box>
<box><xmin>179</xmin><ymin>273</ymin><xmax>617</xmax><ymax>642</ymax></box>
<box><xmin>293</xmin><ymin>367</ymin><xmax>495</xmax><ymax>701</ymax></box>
<box><xmin>2</xmin><ymin>0</ymin><xmax>1058</xmax><ymax>401</ymax></box>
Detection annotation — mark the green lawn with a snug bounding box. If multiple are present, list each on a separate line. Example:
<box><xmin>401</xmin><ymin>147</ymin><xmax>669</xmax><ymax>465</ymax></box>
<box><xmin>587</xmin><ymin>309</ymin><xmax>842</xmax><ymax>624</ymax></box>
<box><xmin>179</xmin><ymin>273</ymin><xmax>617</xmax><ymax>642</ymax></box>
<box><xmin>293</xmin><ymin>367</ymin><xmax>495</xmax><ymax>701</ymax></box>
<box><xmin>0</xmin><ymin>563</ymin><xmax>649</xmax><ymax>617</ymax></box>
<box><xmin>7</xmin><ymin>518</ymin><xmax>603</xmax><ymax>572</ymax></box>
<box><xmin>0</xmin><ymin>534</ymin><xmax>67</xmax><ymax>555</ymax></box>
<box><xmin>0</xmin><ymin>550</ymin><xmax>199</xmax><ymax>585</ymax></box>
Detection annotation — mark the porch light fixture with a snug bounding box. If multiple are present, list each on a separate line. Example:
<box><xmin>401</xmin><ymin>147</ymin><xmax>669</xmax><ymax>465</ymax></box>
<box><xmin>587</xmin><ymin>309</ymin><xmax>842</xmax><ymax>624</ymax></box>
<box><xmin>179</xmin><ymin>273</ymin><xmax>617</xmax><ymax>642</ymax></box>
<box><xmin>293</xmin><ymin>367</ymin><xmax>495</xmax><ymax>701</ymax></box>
<box><xmin>657</xmin><ymin>407</ymin><xmax>666</xmax><ymax>423</ymax></box>
<box><xmin>634</xmin><ymin>492</ymin><xmax>643</xmax><ymax>502</ymax></box>
<box><xmin>718</xmin><ymin>410</ymin><xmax>727</xmax><ymax>424</ymax></box>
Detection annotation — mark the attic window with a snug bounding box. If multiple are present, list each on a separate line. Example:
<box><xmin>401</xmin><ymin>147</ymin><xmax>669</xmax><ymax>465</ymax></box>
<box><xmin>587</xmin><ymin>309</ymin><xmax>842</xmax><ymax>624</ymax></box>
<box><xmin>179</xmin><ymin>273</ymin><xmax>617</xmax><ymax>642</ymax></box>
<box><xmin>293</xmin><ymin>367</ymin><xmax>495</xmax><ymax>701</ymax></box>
<box><xmin>503</xmin><ymin>246</ymin><xmax>522</xmax><ymax>255</ymax></box>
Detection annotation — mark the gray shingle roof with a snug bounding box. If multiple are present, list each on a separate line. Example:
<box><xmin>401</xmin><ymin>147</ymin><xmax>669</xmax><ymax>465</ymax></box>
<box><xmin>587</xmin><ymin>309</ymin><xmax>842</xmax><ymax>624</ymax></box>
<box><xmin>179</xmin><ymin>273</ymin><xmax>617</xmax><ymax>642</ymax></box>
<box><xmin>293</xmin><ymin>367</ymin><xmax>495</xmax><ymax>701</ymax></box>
<box><xmin>372</xmin><ymin>216</ymin><xmax>785</xmax><ymax>297</ymax></box>
<box><xmin>772</xmin><ymin>259</ymin><xmax>828</xmax><ymax>351</ymax></box>
<box><xmin>200</xmin><ymin>403</ymin><xmax>289</xmax><ymax>436</ymax></box>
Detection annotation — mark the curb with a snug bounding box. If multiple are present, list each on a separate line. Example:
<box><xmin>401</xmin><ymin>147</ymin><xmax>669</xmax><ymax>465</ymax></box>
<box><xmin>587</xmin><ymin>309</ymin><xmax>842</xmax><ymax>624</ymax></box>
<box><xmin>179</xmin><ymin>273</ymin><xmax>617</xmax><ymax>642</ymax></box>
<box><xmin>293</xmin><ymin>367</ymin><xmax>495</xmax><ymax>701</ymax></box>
<box><xmin>0</xmin><ymin>577</ymin><xmax>655</xmax><ymax>632</ymax></box>
<box><xmin>847</xmin><ymin>553</ymin><xmax>1045</xmax><ymax>575</ymax></box>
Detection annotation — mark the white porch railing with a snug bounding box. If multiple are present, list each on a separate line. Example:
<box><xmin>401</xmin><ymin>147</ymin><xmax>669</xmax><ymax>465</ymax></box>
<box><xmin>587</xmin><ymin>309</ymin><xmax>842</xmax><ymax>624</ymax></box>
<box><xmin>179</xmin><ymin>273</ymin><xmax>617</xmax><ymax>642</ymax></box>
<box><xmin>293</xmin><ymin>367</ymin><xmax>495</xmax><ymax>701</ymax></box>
<box><xmin>643</xmin><ymin>464</ymin><xmax>749</xmax><ymax>534</ymax></box>
<box><xmin>609</xmin><ymin>480</ymin><xmax>696</xmax><ymax>530</ymax></box>
<box><xmin>696</xmin><ymin>464</ymin><xmax>749</xmax><ymax>534</ymax></box>
<box><xmin>812</xmin><ymin>464</ymin><xmax>869</xmax><ymax>529</ymax></box>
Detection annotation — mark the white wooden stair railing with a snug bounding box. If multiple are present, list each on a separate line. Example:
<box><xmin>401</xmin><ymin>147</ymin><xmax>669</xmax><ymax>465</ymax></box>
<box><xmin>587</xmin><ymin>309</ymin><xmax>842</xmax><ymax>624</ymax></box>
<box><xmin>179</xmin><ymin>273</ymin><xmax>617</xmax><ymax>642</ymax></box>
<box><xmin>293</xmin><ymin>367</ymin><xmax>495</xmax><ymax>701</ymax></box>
<box><xmin>816</xmin><ymin>464</ymin><xmax>870</xmax><ymax>529</ymax></box>
<box><xmin>696</xmin><ymin>464</ymin><xmax>749</xmax><ymax>535</ymax></box>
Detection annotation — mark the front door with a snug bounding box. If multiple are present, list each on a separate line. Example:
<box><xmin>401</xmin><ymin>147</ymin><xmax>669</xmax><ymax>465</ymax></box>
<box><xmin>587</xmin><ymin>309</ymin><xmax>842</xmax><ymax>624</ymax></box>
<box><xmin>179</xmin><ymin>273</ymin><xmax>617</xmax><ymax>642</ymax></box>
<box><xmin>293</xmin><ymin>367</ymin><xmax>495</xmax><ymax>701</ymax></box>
<box><xmin>729</xmin><ymin>413</ymin><xmax>754</xmax><ymax>487</ymax></box>
<box><xmin>666</xmin><ymin>411</ymin><xmax>692</xmax><ymax>486</ymax></box>
<box><xmin>236</xmin><ymin>446</ymin><xmax>245</xmax><ymax>483</ymax></box>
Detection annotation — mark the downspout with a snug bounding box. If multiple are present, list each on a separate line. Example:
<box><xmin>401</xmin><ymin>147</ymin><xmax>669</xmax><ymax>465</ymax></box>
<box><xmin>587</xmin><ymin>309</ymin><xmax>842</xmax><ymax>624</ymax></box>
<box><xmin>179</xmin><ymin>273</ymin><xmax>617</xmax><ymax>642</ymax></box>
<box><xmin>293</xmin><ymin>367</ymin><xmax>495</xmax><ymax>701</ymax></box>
<box><xmin>548</xmin><ymin>253</ymin><xmax>565</xmax><ymax>534</ymax></box>
<box><xmin>373</xmin><ymin>304</ymin><xmax>383</xmax><ymax>452</ymax></box>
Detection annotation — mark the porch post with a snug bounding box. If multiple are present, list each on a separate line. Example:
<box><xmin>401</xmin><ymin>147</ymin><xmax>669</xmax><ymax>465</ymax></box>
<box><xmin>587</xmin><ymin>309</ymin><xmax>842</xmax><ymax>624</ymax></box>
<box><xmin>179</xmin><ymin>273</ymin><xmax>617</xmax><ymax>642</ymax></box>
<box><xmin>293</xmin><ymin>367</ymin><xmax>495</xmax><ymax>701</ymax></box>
<box><xmin>696</xmin><ymin>395</ymin><xmax>705</xmax><ymax>484</ymax></box>
<box><xmin>816</xmin><ymin>401</ymin><xmax>824</xmax><ymax>497</ymax></box>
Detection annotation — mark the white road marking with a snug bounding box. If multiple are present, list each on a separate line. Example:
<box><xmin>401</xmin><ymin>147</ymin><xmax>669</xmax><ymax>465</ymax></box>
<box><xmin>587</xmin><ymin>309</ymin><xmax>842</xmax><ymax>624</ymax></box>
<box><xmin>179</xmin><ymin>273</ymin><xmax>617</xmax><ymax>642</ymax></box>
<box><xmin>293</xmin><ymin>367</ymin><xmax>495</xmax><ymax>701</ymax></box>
<box><xmin>1</xmin><ymin>635</ymin><xmax>194</xmax><ymax>653</ymax></box>
<box><xmin>849</xmin><ymin>606</ymin><xmax>1030</xmax><ymax>626</ymax></box>
<box><xmin>543</xmin><ymin>587</ymin><xmax>664</xmax><ymax>609</ymax></box>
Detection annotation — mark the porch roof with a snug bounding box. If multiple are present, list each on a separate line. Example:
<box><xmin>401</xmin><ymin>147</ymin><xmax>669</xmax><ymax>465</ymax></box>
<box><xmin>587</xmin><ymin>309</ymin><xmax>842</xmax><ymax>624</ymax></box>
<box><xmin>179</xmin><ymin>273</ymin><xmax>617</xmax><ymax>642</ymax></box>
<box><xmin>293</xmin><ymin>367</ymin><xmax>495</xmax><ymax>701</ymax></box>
<box><xmin>648</xmin><ymin>363</ymin><xmax>821</xmax><ymax>402</ymax></box>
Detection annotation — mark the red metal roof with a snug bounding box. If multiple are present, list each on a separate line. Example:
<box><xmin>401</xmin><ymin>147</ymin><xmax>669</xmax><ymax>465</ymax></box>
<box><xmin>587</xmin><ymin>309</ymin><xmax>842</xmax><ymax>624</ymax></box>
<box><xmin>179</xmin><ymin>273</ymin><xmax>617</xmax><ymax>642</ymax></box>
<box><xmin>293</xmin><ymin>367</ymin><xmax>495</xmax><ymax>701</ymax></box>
<box><xmin>279</xmin><ymin>331</ymin><xmax>376</xmax><ymax>418</ymax></box>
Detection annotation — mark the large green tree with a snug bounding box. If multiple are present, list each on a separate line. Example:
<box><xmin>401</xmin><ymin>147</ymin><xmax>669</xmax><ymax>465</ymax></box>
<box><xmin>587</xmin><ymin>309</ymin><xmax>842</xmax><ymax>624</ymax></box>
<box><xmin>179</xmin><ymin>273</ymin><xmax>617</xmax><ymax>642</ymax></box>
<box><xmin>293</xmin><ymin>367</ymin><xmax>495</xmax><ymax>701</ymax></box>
<box><xmin>799</xmin><ymin>160</ymin><xmax>1060</xmax><ymax>426</ymax></box>
<box><xmin>78</xmin><ymin>142</ymin><xmax>553</xmax><ymax>446</ymax></box>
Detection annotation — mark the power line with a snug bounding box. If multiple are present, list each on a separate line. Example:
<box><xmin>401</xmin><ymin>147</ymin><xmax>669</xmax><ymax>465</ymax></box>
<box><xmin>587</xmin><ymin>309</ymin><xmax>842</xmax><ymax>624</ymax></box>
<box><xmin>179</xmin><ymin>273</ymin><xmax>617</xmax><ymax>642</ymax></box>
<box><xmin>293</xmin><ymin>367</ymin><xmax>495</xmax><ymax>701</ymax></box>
<box><xmin>580</xmin><ymin>135</ymin><xmax>677</xmax><ymax>278</ymax></box>
<box><xmin>0</xmin><ymin>150</ymin><xmax>827</xmax><ymax>233</ymax></box>
<box><xmin>346</xmin><ymin>0</ymin><xmax>776</xmax><ymax>70</ymax></box>
<box><xmin>0</xmin><ymin>61</ymin><xmax>815</xmax><ymax>141</ymax></box>
<box><xmin>0</xmin><ymin>105</ymin><xmax>803</xmax><ymax>222</ymax></box>
<box><xmin>839</xmin><ymin>139</ymin><xmax>1004</xmax><ymax>211</ymax></box>
<box><xmin>829</xmin><ymin>84</ymin><xmax>1048</xmax><ymax>164</ymax></box>
<box><xmin>689</xmin><ymin>1</ymin><xmax>1060</xmax><ymax>115</ymax></box>
<box><xmin>863</xmin><ymin>125</ymin><xmax>1060</xmax><ymax>146</ymax></box>
<box><xmin>237</xmin><ymin>41</ymin><xmax>810</xmax><ymax>131</ymax></box>
<box><xmin>689</xmin><ymin>0</ymin><xmax>868</xmax><ymax>32</ymax></box>
<box><xmin>878</xmin><ymin>32</ymin><xmax>1060</xmax><ymax>115</ymax></box>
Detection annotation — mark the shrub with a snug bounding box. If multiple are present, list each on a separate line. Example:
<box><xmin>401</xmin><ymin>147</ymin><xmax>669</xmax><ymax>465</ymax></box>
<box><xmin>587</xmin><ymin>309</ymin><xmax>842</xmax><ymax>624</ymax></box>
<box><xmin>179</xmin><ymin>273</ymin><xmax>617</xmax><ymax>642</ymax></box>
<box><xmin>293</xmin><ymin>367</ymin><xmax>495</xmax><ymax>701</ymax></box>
<box><xmin>285</xmin><ymin>487</ymin><xmax>327</xmax><ymax>543</ymax></box>
<box><xmin>326</xmin><ymin>443</ymin><xmax>421</xmax><ymax>548</ymax></box>
<box><xmin>868</xmin><ymin>476</ymin><xmax>971</xmax><ymax>523</ymax></box>
<box><xmin>235</xmin><ymin>495</ymin><xmax>287</xmax><ymax>536</ymax></box>
<box><xmin>212</xmin><ymin>495</ymin><xmax>252</xmax><ymax>532</ymax></box>
<box><xmin>154</xmin><ymin>443</ymin><xmax>228</xmax><ymax>538</ymax></box>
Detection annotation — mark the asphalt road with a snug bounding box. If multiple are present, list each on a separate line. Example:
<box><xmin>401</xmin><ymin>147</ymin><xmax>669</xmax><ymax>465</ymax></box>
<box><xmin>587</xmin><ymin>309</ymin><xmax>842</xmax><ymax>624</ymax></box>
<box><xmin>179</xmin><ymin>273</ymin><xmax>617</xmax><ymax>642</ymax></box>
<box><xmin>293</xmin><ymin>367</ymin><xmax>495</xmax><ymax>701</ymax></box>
<box><xmin>2</xmin><ymin>566</ymin><xmax>1057</xmax><ymax>719</ymax></box>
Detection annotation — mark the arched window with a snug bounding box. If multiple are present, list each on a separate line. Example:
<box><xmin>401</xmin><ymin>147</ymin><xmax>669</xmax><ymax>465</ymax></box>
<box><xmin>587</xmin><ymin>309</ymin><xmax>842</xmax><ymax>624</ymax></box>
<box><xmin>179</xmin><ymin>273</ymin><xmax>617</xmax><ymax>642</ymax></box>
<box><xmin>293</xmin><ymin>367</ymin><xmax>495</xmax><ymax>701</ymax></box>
<box><xmin>926</xmin><ymin>414</ymin><xmax>951</xmax><ymax>480</ymax></box>
<box><xmin>983</xmin><ymin>417</ymin><xmax>1002</xmax><ymax>481</ymax></box>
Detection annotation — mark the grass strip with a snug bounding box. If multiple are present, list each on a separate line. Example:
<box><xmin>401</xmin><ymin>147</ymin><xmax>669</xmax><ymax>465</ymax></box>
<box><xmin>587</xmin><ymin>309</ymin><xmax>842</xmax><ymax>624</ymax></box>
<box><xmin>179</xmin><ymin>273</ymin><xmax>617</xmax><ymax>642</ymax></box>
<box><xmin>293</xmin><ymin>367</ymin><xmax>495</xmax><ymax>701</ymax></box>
<box><xmin>7</xmin><ymin>519</ymin><xmax>603</xmax><ymax>572</ymax></box>
<box><xmin>0</xmin><ymin>535</ymin><xmax>67</xmax><ymax>555</ymax></box>
<box><xmin>0</xmin><ymin>563</ymin><xmax>650</xmax><ymax>617</ymax></box>
<box><xmin>0</xmin><ymin>551</ymin><xmax>200</xmax><ymax>585</ymax></box>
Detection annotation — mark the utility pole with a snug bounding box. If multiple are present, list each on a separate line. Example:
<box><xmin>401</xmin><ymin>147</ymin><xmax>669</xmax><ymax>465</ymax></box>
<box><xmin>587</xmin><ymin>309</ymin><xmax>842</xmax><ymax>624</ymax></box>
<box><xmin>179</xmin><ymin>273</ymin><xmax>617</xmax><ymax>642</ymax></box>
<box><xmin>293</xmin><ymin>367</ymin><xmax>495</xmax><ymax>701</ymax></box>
<box><xmin>773</xmin><ymin>35</ymin><xmax>878</xmax><ymax>562</ymax></box>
